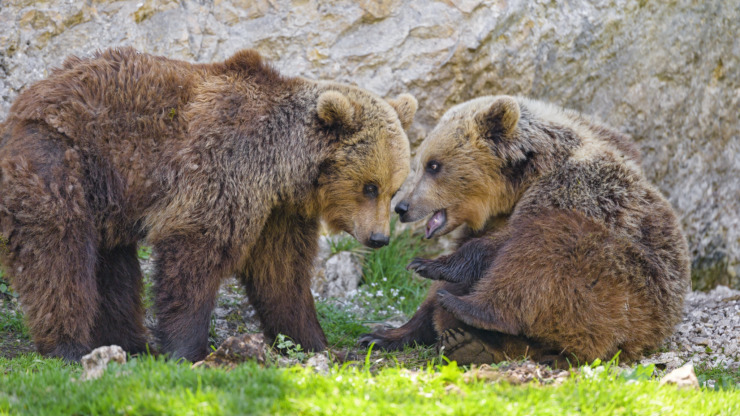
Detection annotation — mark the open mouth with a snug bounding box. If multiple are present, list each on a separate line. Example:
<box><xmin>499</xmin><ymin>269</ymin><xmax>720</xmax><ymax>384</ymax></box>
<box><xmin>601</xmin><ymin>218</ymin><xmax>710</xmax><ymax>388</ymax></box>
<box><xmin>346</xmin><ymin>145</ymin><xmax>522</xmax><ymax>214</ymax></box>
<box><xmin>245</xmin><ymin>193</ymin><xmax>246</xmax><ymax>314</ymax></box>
<box><xmin>425</xmin><ymin>209</ymin><xmax>447</xmax><ymax>239</ymax></box>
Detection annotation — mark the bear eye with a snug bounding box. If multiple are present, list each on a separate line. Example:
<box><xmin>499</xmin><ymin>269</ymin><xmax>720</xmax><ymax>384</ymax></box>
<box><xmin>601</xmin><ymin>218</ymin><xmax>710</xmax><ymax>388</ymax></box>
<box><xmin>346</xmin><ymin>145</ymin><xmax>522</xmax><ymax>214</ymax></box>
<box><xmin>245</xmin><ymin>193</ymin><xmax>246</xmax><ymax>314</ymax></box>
<box><xmin>363</xmin><ymin>184</ymin><xmax>379</xmax><ymax>198</ymax></box>
<box><xmin>426</xmin><ymin>160</ymin><xmax>441</xmax><ymax>174</ymax></box>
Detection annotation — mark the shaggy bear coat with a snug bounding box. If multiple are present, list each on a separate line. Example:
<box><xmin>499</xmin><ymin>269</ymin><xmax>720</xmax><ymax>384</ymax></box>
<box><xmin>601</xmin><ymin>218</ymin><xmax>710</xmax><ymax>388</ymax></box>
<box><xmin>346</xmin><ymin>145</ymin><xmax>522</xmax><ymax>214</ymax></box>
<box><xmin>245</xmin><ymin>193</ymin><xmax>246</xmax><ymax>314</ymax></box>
<box><xmin>0</xmin><ymin>47</ymin><xmax>416</xmax><ymax>361</ymax></box>
<box><xmin>360</xmin><ymin>96</ymin><xmax>689</xmax><ymax>367</ymax></box>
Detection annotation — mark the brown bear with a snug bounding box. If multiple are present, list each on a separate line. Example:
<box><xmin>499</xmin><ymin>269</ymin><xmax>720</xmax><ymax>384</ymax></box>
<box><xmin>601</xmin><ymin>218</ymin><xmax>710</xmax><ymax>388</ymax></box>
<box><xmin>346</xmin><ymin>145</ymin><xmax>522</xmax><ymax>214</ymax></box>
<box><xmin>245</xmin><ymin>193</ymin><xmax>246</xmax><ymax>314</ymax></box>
<box><xmin>360</xmin><ymin>95</ymin><xmax>690</xmax><ymax>368</ymax></box>
<box><xmin>0</xmin><ymin>47</ymin><xmax>417</xmax><ymax>362</ymax></box>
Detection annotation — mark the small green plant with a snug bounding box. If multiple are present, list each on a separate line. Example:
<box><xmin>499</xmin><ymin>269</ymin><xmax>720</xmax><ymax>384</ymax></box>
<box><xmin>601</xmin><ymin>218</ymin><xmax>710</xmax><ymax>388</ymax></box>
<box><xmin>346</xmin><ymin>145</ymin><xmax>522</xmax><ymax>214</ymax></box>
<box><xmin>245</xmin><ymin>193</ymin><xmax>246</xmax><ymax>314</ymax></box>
<box><xmin>619</xmin><ymin>363</ymin><xmax>656</xmax><ymax>383</ymax></box>
<box><xmin>0</xmin><ymin>268</ymin><xmax>18</xmax><ymax>299</ymax></box>
<box><xmin>274</xmin><ymin>334</ymin><xmax>306</xmax><ymax>361</ymax></box>
<box><xmin>137</xmin><ymin>245</ymin><xmax>153</xmax><ymax>260</ymax></box>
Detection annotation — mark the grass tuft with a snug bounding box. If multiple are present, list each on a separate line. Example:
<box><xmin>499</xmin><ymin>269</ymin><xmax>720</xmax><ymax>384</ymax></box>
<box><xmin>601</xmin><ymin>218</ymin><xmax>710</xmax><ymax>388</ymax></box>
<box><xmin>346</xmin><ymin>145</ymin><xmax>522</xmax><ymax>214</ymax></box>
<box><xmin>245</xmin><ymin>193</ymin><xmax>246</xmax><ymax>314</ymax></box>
<box><xmin>353</xmin><ymin>218</ymin><xmax>437</xmax><ymax>319</ymax></box>
<box><xmin>316</xmin><ymin>301</ymin><xmax>370</xmax><ymax>349</ymax></box>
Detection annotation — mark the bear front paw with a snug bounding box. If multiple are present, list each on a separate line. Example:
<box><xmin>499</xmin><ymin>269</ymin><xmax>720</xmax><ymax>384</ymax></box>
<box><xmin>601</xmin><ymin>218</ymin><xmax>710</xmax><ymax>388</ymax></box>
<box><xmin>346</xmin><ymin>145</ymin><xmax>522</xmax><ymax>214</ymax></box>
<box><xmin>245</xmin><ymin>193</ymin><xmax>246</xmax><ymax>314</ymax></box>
<box><xmin>358</xmin><ymin>330</ymin><xmax>405</xmax><ymax>351</ymax></box>
<box><xmin>407</xmin><ymin>257</ymin><xmax>445</xmax><ymax>280</ymax></box>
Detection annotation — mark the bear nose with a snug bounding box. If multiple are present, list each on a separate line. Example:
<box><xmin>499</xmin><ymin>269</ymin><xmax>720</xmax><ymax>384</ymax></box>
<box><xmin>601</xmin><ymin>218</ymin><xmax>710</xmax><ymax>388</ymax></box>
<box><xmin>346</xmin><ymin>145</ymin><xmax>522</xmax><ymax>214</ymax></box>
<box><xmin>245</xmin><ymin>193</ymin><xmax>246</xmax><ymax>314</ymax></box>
<box><xmin>368</xmin><ymin>232</ymin><xmax>390</xmax><ymax>248</ymax></box>
<box><xmin>395</xmin><ymin>201</ymin><xmax>410</xmax><ymax>216</ymax></box>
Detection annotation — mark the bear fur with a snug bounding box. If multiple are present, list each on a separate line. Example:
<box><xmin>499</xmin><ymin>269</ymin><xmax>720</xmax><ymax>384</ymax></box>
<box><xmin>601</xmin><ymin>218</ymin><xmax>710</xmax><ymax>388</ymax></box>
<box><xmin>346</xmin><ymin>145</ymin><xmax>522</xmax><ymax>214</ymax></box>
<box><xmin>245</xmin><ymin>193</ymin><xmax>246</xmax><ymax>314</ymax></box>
<box><xmin>360</xmin><ymin>95</ymin><xmax>689</xmax><ymax>367</ymax></box>
<box><xmin>0</xmin><ymin>47</ymin><xmax>416</xmax><ymax>362</ymax></box>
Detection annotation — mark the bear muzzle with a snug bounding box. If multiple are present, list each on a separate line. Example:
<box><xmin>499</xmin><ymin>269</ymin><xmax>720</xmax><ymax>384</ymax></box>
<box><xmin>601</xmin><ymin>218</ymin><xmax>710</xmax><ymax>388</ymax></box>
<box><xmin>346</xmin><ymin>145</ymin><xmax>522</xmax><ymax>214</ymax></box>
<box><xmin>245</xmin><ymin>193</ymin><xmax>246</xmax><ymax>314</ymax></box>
<box><xmin>367</xmin><ymin>232</ymin><xmax>390</xmax><ymax>248</ymax></box>
<box><xmin>394</xmin><ymin>201</ymin><xmax>410</xmax><ymax>218</ymax></box>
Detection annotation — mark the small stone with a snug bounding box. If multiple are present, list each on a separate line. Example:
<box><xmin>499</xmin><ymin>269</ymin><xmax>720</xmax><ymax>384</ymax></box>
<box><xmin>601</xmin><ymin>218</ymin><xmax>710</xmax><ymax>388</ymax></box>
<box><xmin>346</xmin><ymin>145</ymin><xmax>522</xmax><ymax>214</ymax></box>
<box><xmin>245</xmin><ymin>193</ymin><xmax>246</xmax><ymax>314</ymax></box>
<box><xmin>659</xmin><ymin>364</ymin><xmax>699</xmax><ymax>390</ymax></box>
<box><xmin>80</xmin><ymin>345</ymin><xmax>126</xmax><ymax>381</ymax></box>
<box><xmin>192</xmin><ymin>333</ymin><xmax>267</xmax><ymax>370</ymax></box>
<box><xmin>691</xmin><ymin>337</ymin><xmax>710</xmax><ymax>346</ymax></box>
<box><xmin>305</xmin><ymin>353</ymin><xmax>331</xmax><ymax>374</ymax></box>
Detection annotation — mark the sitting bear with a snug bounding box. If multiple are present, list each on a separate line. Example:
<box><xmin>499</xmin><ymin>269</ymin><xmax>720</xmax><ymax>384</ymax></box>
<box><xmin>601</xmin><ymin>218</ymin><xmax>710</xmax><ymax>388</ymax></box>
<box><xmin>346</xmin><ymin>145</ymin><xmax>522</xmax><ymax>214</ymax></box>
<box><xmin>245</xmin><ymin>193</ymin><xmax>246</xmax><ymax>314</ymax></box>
<box><xmin>360</xmin><ymin>96</ymin><xmax>689</xmax><ymax>368</ymax></box>
<box><xmin>0</xmin><ymin>47</ymin><xmax>417</xmax><ymax>362</ymax></box>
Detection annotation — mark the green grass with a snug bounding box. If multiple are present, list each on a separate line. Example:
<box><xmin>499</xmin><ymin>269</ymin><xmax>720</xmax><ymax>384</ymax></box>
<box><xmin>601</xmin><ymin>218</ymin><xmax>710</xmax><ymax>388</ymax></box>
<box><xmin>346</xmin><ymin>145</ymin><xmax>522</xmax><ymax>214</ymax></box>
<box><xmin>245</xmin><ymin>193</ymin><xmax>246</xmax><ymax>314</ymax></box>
<box><xmin>3</xmin><ymin>233</ymin><xmax>739</xmax><ymax>414</ymax></box>
<box><xmin>1</xmin><ymin>354</ymin><xmax>739</xmax><ymax>415</ymax></box>
<box><xmin>316</xmin><ymin>301</ymin><xmax>370</xmax><ymax>349</ymax></box>
<box><xmin>0</xmin><ymin>304</ymin><xmax>27</xmax><ymax>338</ymax></box>
<box><xmin>345</xmin><ymin>218</ymin><xmax>436</xmax><ymax>319</ymax></box>
<box><xmin>696</xmin><ymin>363</ymin><xmax>740</xmax><ymax>391</ymax></box>
<box><xmin>327</xmin><ymin>235</ymin><xmax>363</xmax><ymax>255</ymax></box>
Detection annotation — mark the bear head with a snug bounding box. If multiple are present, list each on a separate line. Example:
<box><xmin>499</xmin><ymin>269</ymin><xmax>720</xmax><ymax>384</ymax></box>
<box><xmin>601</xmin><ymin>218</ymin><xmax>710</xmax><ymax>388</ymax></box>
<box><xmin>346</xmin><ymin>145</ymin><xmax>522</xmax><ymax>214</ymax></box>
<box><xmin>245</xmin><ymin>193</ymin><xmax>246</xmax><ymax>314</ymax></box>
<box><xmin>395</xmin><ymin>95</ymin><xmax>529</xmax><ymax>238</ymax></box>
<box><xmin>315</xmin><ymin>87</ymin><xmax>417</xmax><ymax>248</ymax></box>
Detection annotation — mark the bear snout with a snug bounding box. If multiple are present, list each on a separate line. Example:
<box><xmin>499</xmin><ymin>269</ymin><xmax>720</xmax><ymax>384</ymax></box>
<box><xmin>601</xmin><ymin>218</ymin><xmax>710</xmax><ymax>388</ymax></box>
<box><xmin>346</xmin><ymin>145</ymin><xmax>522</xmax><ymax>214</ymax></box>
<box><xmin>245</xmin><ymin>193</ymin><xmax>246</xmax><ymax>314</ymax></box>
<box><xmin>394</xmin><ymin>201</ymin><xmax>410</xmax><ymax>220</ymax></box>
<box><xmin>367</xmin><ymin>232</ymin><xmax>390</xmax><ymax>248</ymax></box>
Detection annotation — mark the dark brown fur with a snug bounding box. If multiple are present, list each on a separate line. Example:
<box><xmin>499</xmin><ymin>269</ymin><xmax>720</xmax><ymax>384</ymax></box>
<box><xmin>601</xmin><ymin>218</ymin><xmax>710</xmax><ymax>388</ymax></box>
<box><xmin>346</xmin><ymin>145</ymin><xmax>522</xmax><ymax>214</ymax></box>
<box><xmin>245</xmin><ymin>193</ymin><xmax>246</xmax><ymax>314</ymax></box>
<box><xmin>0</xmin><ymin>47</ymin><xmax>414</xmax><ymax>361</ymax></box>
<box><xmin>360</xmin><ymin>96</ymin><xmax>689</xmax><ymax>367</ymax></box>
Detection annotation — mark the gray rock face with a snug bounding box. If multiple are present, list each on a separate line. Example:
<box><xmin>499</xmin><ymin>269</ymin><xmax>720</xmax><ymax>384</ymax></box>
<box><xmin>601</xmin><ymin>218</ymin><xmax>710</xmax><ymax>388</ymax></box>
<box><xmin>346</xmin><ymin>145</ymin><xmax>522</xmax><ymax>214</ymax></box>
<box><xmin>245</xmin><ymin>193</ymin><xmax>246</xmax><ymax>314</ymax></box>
<box><xmin>1</xmin><ymin>0</ymin><xmax>738</xmax><ymax>288</ymax></box>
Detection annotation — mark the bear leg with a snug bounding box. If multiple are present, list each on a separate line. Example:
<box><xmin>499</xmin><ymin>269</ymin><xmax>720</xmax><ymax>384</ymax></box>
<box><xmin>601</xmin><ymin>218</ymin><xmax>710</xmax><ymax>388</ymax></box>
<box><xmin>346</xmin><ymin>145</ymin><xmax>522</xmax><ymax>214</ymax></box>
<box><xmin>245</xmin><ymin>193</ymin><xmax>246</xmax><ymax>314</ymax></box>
<box><xmin>436</xmin><ymin>289</ymin><xmax>521</xmax><ymax>335</ymax></box>
<box><xmin>240</xmin><ymin>212</ymin><xmax>327</xmax><ymax>352</ymax></box>
<box><xmin>153</xmin><ymin>236</ymin><xmax>226</xmax><ymax>362</ymax></box>
<box><xmin>0</xmin><ymin>139</ymin><xmax>101</xmax><ymax>361</ymax></box>
<box><xmin>91</xmin><ymin>244</ymin><xmax>148</xmax><ymax>355</ymax></box>
<box><xmin>357</xmin><ymin>296</ymin><xmax>437</xmax><ymax>350</ymax></box>
<box><xmin>407</xmin><ymin>236</ymin><xmax>501</xmax><ymax>285</ymax></box>
<box><xmin>448</xmin><ymin>209</ymin><xmax>656</xmax><ymax>362</ymax></box>
<box><xmin>358</xmin><ymin>280</ymin><xmax>466</xmax><ymax>350</ymax></box>
<box><xmin>439</xmin><ymin>327</ymin><xmax>572</xmax><ymax>369</ymax></box>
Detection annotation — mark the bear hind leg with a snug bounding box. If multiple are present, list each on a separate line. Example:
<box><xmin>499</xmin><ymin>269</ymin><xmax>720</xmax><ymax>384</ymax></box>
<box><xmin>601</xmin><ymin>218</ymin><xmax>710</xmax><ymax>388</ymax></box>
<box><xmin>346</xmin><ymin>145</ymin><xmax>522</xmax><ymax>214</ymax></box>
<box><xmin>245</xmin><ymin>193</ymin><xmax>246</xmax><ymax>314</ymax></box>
<box><xmin>440</xmin><ymin>328</ymin><xmax>573</xmax><ymax>369</ymax></box>
<box><xmin>91</xmin><ymin>244</ymin><xmax>149</xmax><ymax>355</ymax></box>
<box><xmin>0</xmin><ymin>141</ymin><xmax>101</xmax><ymax>361</ymax></box>
<box><xmin>436</xmin><ymin>290</ymin><xmax>521</xmax><ymax>335</ymax></box>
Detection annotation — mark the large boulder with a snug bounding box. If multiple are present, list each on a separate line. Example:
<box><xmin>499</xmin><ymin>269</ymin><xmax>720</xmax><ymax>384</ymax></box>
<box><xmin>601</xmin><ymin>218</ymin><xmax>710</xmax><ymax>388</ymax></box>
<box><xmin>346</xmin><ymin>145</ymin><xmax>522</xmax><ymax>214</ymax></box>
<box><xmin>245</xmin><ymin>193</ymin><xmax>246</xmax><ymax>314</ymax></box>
<box><xmin>1</xmin><ymin>0</ymin><xmax>737</xmax><ymax>288</ymax></box>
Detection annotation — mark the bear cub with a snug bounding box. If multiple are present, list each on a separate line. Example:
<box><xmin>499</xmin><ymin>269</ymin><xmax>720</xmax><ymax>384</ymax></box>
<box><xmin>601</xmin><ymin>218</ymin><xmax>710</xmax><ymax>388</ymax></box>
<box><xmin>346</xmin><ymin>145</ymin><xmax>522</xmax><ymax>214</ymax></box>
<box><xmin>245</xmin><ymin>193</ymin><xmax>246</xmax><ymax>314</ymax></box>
<box><xmin>361</xmin><ymin>95</ymin><xmax>690</xmax><ymax>367</ymax></box>
<box><xmin>0</xmin><ymin>47</ymin><xmax>417</xmax><ymax>362</ymax></box>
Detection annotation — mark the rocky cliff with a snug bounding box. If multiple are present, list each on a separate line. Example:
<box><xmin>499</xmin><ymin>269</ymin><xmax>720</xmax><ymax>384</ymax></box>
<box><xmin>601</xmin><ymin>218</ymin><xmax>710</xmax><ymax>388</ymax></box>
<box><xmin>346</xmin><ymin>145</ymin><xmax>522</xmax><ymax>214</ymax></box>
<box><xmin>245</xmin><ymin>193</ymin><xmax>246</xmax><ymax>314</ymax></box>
<box><xmin>1</xmin><ymin>0</ymin><xmax>738</xmax><ymax>288</ymax></box>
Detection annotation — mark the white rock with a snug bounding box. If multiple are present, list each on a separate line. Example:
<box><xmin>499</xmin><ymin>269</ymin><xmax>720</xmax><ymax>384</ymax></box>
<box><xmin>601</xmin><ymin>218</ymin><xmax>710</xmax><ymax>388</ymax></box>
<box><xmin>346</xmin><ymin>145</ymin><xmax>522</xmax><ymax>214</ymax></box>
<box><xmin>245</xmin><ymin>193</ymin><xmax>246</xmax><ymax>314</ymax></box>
<box><xmin>659</xmin><ymin>363</ymin><xmax>699</xmax><ymax>390</ymax></box>
<box><xmin>305</xmin><ymin>353</ymin><xmax>331</xmax><ymax>375</ymax></box>
<box><xmin>80</xmin><ymin>345</ymin><xmax>126</xmax><ymax>381</ymax></box>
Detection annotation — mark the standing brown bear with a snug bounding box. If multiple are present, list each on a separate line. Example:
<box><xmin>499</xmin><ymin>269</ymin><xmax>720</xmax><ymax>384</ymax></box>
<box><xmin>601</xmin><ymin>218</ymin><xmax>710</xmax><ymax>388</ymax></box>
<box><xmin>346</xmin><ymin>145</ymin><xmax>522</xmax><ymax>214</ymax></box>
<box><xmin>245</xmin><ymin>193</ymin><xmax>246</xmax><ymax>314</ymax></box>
<box><xmin>360</xmin><ymin>96</ymin><xmax>690</xmax><ymax>367</ymax></box>
<box><xmin>0</xmin><ymin>47</ymin><xmax>417</xmax><ymax>362</ymax></box>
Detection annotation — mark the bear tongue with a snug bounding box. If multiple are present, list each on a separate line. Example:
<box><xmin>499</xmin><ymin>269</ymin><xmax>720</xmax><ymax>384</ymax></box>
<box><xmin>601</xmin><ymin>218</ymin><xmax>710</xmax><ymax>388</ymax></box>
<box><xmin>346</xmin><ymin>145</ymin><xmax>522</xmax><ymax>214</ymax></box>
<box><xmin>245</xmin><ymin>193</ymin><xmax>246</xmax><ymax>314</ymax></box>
<box><xmin>425</xmin><ymin>210</ymin><xmax>446</xmax><ymax>239</ymax></box>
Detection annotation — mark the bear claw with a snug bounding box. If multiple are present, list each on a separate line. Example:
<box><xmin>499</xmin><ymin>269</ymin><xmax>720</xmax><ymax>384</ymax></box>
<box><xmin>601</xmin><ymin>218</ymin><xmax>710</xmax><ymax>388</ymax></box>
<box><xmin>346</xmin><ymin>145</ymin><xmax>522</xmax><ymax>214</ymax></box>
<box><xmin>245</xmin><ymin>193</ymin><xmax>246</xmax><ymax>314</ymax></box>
<box><xmin>407</xmin><ymin>257</ymin><xmax>444</xmax><ymax>280</ymax></box>
<box><xmin>436</xmin><ymin>289</ymin><xmax>451</xmax><ymax>300</ymax></box>
<box><xmin>358</xmin><ymin>333</ymin><xmax>392</xmax><ymax>350</ymax></box>
<box><xmin>439</xmin><ymin>327</ymin><xmax>495</xmax><ymax>366</ymax></box>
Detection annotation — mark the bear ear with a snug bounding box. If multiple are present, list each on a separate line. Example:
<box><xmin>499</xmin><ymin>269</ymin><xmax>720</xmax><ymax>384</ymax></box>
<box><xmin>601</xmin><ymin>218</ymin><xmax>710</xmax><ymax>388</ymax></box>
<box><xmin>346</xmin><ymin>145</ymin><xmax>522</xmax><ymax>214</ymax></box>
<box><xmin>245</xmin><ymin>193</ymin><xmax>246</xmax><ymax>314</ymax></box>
<box><xmin>317</xmin><ymin>91</ymin><xmax>356</xmax><ymax>130</ymax></box>
<box><xmin>474</xmin><ymin>96</ymin><xmax>520</xmax><ymax>139</ymax></box>
<box><xmin>387</xmin><ymin>94</ymin><xmax>418</xmax><ymax>130</ymax></box>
